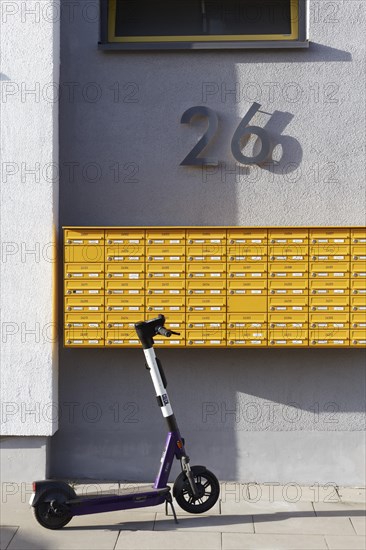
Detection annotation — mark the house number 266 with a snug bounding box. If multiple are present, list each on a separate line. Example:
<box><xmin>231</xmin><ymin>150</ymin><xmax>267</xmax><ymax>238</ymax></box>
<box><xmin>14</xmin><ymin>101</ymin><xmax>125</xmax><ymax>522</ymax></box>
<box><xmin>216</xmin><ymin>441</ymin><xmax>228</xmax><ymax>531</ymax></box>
<box><xmin>180</xmin><ymin>103</ymin><xmax>271</xmax><ymax>167</ymax></box>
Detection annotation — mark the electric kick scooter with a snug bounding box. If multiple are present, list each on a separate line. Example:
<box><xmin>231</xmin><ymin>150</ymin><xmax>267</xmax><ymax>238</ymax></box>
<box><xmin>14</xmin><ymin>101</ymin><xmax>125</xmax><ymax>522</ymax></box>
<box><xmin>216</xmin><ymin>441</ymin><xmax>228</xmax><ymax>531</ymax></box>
<box><xmin>30</xmin><ymin>314</ymin><xmax>220</xmax><ymax>529</ymax></box>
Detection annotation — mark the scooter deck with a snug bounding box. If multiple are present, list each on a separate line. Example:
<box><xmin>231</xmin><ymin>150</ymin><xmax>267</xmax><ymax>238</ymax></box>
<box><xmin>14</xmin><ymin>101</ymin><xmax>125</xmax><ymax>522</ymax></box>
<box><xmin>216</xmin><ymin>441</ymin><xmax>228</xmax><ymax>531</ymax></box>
<box><xmin>68</xmin><ymin>486</ymin><xmax>170</xmax><ymax>515</ymax></box>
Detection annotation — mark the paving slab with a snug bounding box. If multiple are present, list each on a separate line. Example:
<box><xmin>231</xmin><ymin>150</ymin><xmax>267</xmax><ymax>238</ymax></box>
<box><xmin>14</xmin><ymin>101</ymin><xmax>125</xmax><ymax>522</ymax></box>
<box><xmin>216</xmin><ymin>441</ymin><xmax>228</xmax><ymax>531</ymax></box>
<box><xmin>154</xmin><ymin>513</ymin><xmax>254</xmax><ymax>532</ymax></box>
<box><xmin>222</xmin><ymin>532</ymin><xmax>327</xmax><ymax>549</ymax></box>
<box><xmin>338</xmin><ymin>488</ymin><xmax>366</xmax><ymax>504</ymax></box>
<box><xmin>313</xmin><ymin>500</ymin><xmax>366</xmax><ymax>515</ymax></box>
<box><xmin>67</xmin><ymin>510</ymin><xmax>156</xmax><ymax>530</ymax></box>
<box><xmin>7</xmin><ymin>526</ymin><xmax>119</xmax><ymax>550</ymax></box>
<box><xmin>350</xmin><ymin>516</ymin><xmax>366</xmax><ymax>536</ymax></box>
<box><xmin>115</xmin><ymin>531</ymin><xmax>221</xmax><ymax>549</ymax></box>
<box><xmin>166</xmin><ymin>500</ymin><xmax>220</xmax><ymax>516</ymax></box>
<box><xmin>221</xmin><ymin>498</ymin><xmax>314</xmax><ymax>515</ymax></box>
<box><xmin>0</xmin><ymin>527</ymin><xmax>18</xmax><ymax>550</ymax></box>
<box><xmin>253</xmin><ymin>515</ymin><xmax>355</xmax><ymax>535</ymax></box>
<box><xmin>325</xmin><ymin>535</ymin><xmax>366</xmax><ymax>549</ymax></box>
<box><xmin>248</xmin><ymin>483</ymin><xmax>340</xmax><ymax>503</ymax></box>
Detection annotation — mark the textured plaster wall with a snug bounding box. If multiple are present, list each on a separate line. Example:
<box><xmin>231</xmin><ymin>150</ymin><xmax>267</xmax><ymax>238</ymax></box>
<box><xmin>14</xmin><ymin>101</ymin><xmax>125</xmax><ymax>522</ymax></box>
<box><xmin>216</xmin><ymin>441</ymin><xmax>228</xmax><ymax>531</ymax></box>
<box><xmin>52</xmin><ymin>1</ymin><xmax>366</xmax><ymax>483</ymax></box>
<box><xmin>0</xmin><ymin>1</ymin><xmax>60</xmax><ymax>436</ymax></box>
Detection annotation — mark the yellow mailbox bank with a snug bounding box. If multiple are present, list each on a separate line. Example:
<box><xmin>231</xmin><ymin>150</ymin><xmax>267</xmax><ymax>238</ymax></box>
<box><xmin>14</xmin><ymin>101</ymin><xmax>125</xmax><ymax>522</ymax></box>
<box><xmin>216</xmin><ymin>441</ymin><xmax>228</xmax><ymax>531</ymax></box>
<box><xmin>63</xmin><ymin>227</ymin><xmax>366</xmax><ymax>348</ymax></box>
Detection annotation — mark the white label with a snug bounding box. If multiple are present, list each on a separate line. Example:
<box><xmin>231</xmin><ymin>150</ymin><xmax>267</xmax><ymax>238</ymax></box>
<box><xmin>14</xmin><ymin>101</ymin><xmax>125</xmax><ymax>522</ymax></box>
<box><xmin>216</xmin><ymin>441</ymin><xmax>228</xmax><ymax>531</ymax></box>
<box><xmin>252</xmin><ymin>239</ymin><xmax>261</xmax><ymax>243</ymax></box>
<box><xmin>129</xmin><ymin>256</ymin><xmax>139</xmax><ymax>261</ymax></box>
<box><xmin>358</xmin><ymin>290</ymin><xmax>366</xmax><ymax>294</ymax></box>
<box><xmin>334</xmin><ymin>324</ymin><xmax>345</xmax><ymax>328</ymax></box>
<box><xmin>235</xmin><ymin>323</ymin><xmax>245</xmax><ymax>327</ymax></box>
<box><xmin>170</xmin><ymin>324</ymin><xmax>179</xmax><ymax>328</ymax></box>
<box><xmin>89</xmin><ymin>323</ymin><xmax>98</xmax><ymax>328</ymax></box>
<box><xmin>129</xmin><ymin>274</ymin><xmax>139</xmax><ymax>279</ymax></box>
<box><xmin>195</xmin><ymin>274</ymin><xmax>204</xmax><ymax>277</ymax></box>
<box><xmin>89</xmin><ymin>290</ymin><xmax>98</xmax><ymax>294</ymax></box>
<box><xmin>129</xmin><ymin>290</ymin><xmax>139</xmax><ymax>294</ymax></box>
<box><xmin>210</xmin><ymin>290</ymin><xmax>221</xmax><ymax>294</ymax></box>
<box><xmin>234</xmin><ymin>340</ymin><xmax>246</xmax><ymax>344</ymax></box>
<box><xmin>211</xmin><ymin>239</ymin><xmax>220</xmax><ymax>243</ymax></box>
<box><xmin>293</xmin><ymin>290</ymin><xmax>303</xmax><ymax>294</ymax></box>
<box><xmin>235</xmin><ymin>290</ymin><xmax>245</xmax><ymax>294</ymax></box>
<box><xmin>130</xmin><ymin>240</ymin><xmax>139</xmax><ymax>244</ymax></box>
<box><xmin>154</xmin><ymin>239</ymin><xmax>163</xmax><ymax>244</ymax></box>
<box><xmin>170</xmin><ymin>307</ymin><xmax>180</xmax><ymax>311</ymax></box>
<box><xmin>211</xmin><ymin>256</ymin><xmax>221</xmax><ymax>261</ymax></box>
<box><xmin>170</xmin><ymin>256</ymin><xmax>180</xmax><ymax>261</ymax></box>
<box><xmin>73</xmin><ymin>323</ymin><xmax>82</xmax><ymax>327</ymax></box>
<box><xmin>73</xmin><ymin>340</ymin><xmax>83</xmax><ymax>344</ymax></box>
<box><xmin>88</xmin><ymin>274</ymin><xmax>99</xmax><ymax>278</ymax></box>
<box><xmin>334</xmin><ymin>307</ymin><xmax>345</xmax><ymax>311</ymax></box>
<box><xmin>276</xmin><ymin>256</ymin><xmax>286</xmax><ymax>260</ymax></box>
<box><xmin>318</xmin><ymin>323</ymin><xmax>327</xmax><ymax>327</ymax></box>
<box><xmin>170</xmin><ymin>340</ymin><xmax>180</xmax><ymax>345</ymax></box>
<box><xmin>154</xmin><ymin>307</ymin><xmax>163</xmax><ymax>311</ymax></box>
<box><xmin>293</xmin><ymin>256</ymin><xmax>304</xmax><ymax>260</ymax></box>
<box><xmin>195</xmin><ymin>340</ymin><xmax>204</xmax><ymax>344</ymax></box>
<box><xmin>251</xmin><ymin>340</ymin><xmax>262</xmax><ymax>344</ymax></box>
<box><xmin>252</xmin><ymin>323</ymin><xmax>261</xmax><ymax>328</ymax></box>
<box><xmin>154</xmin><ymin>256</ymin><xmax>164</xmax><ymax>261</ymax></box>
<box><xmin>73</xmin><ymin>307</ymin><xmax>83</xmax><ymax>310</ymax></box>
<box><xmin>318</xmin><ymin>239</ymin><xmax>327</xmax><ymax>243</ymax></box>
<box><xmin>89</xmin><ymin>340</ymin><xmax>99</xmax><ymax>344</ymax></box>
<box><xmin>251</xmin><ymin>273</ymin><xmax>262</xmax><ymax>277</ymax></box>
<box><xmin>89</xmin><ymin>240</ymin><xmax>99</xmax><ymax>244</ymax></box>
<box><xmin>71</xmin><ymin>273</ymin><xmax>83</xmax><ymax>277</ymax></box>
<box><xmin>277</xmin><ymin>273</ymin><xmax>286</xmax><ymax>277</ymax></box>
<box><xmin>318</xmin><ymin>273</ymin><xmax>328</xmax><ymax>277</ymax></box>
<box><xmin>194</xmin><ymin>256</ymin><xmax>204</xmax><ymax>260</ymax></box>
<box><xmin>129</xmin><ymin>340</ymin><xmax>139</xmax><ymax>344</ymax></box>
<box><xmin>170</xmin><ymin>290</ymin><xmax>179</xmax><ymax>294</ymax></box>
<box><xmin>129</xmin><ymin>307</ymin><xmax>139</xmax><ymax>311</ymax></box>
<box><xmin>195</xmin><ymin>239</ymin><xmax>204</xmax><ymax>243</ymax></box>
<box><xmin>293</xmin><ymin>273</ymin><xmax>303</xmax><ymax>277</ymax></box>
<box><xmin>210</xmin><ymin>323</ymin><xmax>220</xmax><ymax>327</ymax></box>
<box><xmin>293</xmin><ymin>239</ymin><xmax>303</xmax><ymax>243</ymax></box>
<box><xmin>334</xmin><ymin>239</ymin><xmax>345</xmax><ymax>243</ymax></box>
<box><xmin>195</xmin><ymin>323</ymin><xmax>204</xmax><ymax>327</ymax></box>
<box><xmin>277</xmin><ymin>307</ymin><xmax>286</xmax><ymax>311</ymax></box>
<box><xmin>211</xmin><ymin>274</ymin><xmax>220</xmax><ymax>277</ymax></box>
<box><xmin>334</xmin><ymin>290</ymin><xmax>345</xmax><ymax>294</ymax></box>
<box><xmin>253</xmin><ymin>333</ymin><xmax>263</xmax><ymax>337</ymax></box>
<box><xmin>334</xmin><ymin>273</ymin><xmax>345</xmax><ymax>277</ymax></box>
<box><xmin>334</xmin><ymin>256</ymin><xmax>345</xmax><ymax>260</ymax></box>
<box><xmin>113</xmin><ymin>307</ymin><xmax>123</xmax><ymax>310</ymax></box>
<box><xmin>318</xmin><ymin>307</ymin><xmax>328</xmax><ymax>310</ymax></box>
<box><xmin>334</xmin><ymin>340</ymin><xmax>345</xmax><ymax>344</ymax></box>
<box><xmin>170</xmin><ymin>274</ymin><xmax>180</xmax><ymax>278</ymax></box>
<box><xmin>251</xmin><ymin>256</ymin><xmax>262</xmax><ymax>261</ymax></box>
<box><xmin>252</xmin><ymin>290</ymin><xmax>262</xmax><ymax>294</ymax></box>
<box><xmin>211</xmin><ymin>307</ymin><xmax>221</xmax><ymax>311</ymax></box>
<box><xmin>277</xmin><ymin>290</ymin><xmax>286</xmax><ymax>294</ymax></box>
<box><xmin>210</xmin><ymin>340</ymin><xmax>221</xmax><ymax>344</ymax></box>
<box><xmin>195</xmin><ymin>290</ymin><xmax>204</xmax><ymax>294</ymax></box>
<box><xmin>195</xmin><ymin>307</ymin><xmax>204</xmax><ymax>311</ymax></box>
<box><xmin>292</xmin><ymin>340</ymin><xmax>303</xmax><ymax>344</ymax></box>
<box><xmin>171</xmin><ymin>240</ymin><xmax>180</xmax><ymax>244</ymax></box>
<box><xmin>277</xmin><ymin>239</ymin><xmax>286</xmax><ymax>243</ymax></box>
<box><xmin>293</xmin><ymin>307</ymin><xmax>303</xmax><ymax>311</ymax></box>
<box><xmin>89</xmin><ymin>307</ymin><xmax>99</xmax><ymax>311</ymax></box>
<box><xmin>113</xmin><ymin>239</ymin><xmax>123</xmax><ymax>243</ymax></box>
<box><xmin>293</xmin><ymin>324</ymin><xmax>302</xmax><ymax>327</ymax></box>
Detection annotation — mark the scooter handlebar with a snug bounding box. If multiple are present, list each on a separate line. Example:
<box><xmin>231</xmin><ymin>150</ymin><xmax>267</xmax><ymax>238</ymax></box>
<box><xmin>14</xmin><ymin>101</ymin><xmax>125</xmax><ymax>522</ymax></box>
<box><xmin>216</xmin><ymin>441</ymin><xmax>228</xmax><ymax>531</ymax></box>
<box><xmin>156</xmin><ymin>326</ymin><xmax>172</xmax><ymax>337</ymax></box>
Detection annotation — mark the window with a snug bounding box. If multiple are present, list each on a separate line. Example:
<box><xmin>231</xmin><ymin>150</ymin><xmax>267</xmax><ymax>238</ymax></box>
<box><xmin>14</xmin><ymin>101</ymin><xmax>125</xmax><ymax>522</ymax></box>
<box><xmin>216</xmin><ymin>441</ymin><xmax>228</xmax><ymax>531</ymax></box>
<box><xmin>100</xmin><ymin>0</ymin><xmax>308</xmax><ymax>49</ymax></box>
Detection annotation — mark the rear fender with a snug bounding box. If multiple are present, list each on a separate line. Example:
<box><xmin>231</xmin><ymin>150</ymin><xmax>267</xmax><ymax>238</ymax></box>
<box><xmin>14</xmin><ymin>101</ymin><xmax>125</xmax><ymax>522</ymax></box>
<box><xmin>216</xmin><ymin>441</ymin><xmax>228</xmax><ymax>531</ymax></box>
<box><xmin>31</xmin><ymin>481</ymin><xmax>76</xmax><ymax>507</ymax></box>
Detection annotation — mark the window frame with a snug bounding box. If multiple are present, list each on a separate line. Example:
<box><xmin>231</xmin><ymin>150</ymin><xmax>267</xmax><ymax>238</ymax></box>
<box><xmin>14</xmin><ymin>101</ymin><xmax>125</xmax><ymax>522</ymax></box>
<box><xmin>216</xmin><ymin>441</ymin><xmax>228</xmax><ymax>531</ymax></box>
<box><xmin>99</xmin><ymin>0</ymin><xmax>309</xmax><ymax>50</ymax></box>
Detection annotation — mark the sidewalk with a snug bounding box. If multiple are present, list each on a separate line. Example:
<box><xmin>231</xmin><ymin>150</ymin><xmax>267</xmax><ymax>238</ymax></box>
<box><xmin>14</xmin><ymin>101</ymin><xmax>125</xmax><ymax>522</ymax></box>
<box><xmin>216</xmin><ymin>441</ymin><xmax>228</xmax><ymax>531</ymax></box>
<box><xmin>1</xmin><ymin>483</ymin><xmax>365</xmax><ymax>550</ymax></box>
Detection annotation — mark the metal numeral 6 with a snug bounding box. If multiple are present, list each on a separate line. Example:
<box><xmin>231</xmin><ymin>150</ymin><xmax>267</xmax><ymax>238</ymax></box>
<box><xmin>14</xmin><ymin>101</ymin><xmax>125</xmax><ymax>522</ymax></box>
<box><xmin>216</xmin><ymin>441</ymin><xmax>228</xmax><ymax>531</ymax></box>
<box><xmin>180</xmin><ymin>103</ymin><xmax>271</xmax><ymax>166</ymax></box>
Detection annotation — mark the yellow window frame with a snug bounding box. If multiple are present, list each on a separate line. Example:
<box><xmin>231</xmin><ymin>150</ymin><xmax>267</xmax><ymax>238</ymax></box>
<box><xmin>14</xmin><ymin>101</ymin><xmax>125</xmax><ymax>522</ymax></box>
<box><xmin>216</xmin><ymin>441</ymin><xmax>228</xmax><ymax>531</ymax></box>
<box><xmin>108</xmin><ymin>0</ymin><xmax>299</xmax><ymax>43</ymax></box>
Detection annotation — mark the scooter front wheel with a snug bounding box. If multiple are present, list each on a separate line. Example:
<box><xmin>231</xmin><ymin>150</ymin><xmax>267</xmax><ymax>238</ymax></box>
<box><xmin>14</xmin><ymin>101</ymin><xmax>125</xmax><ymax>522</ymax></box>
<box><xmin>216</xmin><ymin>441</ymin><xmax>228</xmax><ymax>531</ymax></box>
<box><xmin>173</xmin><ymin>467</ymin><xmax>220</xmax><ymax>514</ymax></box>
<box><xmin>33</xmin><ymin>489</ymin><xmax>73</xmax><ymax>529</ymax></box>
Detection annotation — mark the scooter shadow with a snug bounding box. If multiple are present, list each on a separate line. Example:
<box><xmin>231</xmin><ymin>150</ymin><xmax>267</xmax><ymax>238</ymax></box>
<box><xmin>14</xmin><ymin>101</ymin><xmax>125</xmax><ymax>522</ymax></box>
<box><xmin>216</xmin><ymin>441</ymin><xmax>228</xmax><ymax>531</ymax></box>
<box><xmin>64</xmin><ymin>509</ymin><xmax>365</xmax><ymax>531</ymax></box>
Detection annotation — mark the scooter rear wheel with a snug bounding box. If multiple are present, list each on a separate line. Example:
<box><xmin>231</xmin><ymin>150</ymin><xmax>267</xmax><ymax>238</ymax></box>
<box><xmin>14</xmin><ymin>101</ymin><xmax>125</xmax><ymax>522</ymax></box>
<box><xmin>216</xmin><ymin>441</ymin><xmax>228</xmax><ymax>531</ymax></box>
<box><xmin>173</xmin><ymin>467</ymin><xmax>220</xmax><ymax>514</ymax></box>
<box><xmin>33</xmin><ymin>489</ymin><xmax>73</xmax><ymax>529</ymax></box>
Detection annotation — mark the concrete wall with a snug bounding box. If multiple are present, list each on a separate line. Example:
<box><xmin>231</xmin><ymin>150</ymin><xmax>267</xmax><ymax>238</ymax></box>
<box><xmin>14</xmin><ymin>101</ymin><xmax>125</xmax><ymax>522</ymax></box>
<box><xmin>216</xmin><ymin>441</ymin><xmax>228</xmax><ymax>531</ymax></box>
<box><xmin>52</xmin><ymin>1</ymin><xmax>366</xmax><ymax>484</ymax></box>
<box><xmin>0</xmin><ymin>0</ymin><xmax>60</xmax><ymax>447</ymax></box>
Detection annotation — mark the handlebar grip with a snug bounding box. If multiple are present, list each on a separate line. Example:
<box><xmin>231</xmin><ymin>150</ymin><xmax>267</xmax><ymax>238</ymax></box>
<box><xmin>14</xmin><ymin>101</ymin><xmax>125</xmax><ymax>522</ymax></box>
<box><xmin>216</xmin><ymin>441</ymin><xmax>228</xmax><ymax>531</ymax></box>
<box><xmin>156</xmin><ymin>326</ymin><xmax>172</xmax><ymax>337</ymax></box>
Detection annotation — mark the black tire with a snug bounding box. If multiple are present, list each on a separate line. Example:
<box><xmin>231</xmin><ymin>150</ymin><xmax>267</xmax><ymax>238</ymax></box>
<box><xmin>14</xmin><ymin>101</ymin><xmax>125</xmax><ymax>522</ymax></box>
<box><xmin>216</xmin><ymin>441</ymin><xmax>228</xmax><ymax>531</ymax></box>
<box><xmin>173</xmin><ymin>467</ymin><xmax>220</xmax><ymax>514</ymax></box>
<box><xmin>32</xmin><ymin>489</ymin><xmax>73</xmax><ymax>530</ymax></box>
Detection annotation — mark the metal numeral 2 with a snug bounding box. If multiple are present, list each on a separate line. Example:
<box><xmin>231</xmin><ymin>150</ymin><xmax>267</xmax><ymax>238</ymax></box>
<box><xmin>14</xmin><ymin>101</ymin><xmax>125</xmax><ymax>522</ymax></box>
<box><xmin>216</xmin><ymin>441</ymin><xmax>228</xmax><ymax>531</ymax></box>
<box><xmin>180</xmin><ymin>103</ymin><xmax>271</xmax><ymax>167</ymax></box>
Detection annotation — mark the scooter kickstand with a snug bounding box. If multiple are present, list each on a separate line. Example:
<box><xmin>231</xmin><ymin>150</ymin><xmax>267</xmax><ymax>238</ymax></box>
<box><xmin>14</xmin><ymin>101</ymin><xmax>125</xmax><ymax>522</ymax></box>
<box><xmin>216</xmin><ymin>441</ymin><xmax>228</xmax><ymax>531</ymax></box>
<box><xmin>165</xmin><ymin>494</ymin><xmax>179</xmax><ymax>524</ymax></box>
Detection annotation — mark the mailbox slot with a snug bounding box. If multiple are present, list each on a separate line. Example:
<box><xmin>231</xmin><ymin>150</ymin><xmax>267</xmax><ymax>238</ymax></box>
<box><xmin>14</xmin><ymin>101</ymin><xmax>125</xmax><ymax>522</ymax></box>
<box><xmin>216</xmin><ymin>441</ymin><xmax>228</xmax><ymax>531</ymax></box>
<box><xmin>310</xmin><ymin>229</ymin><xmax>349</xmax><ymax>244</ymax></box>
<box><xmin>64</xmin><ymin>279</ymin><xmax>104</xmax><ymax>295</ymax></box>
<box><xmin>64</xmin><ymin>229</ymin><xmax>104</xmax><ymax>245</ymax></box>
<box><xmin>269</xmin><ymin>313</ymin><xmax>308</xmax><ymax>328</ymax></box>
<box><xmin>227</xmin><ymin>295</ymin><xmax>267</xmax><ymax>312</ymax></box>
<box><xmin>105</xmin><ymin>230</ymin><xmax>144</xmax><ymax>245</ymax></box>
<box><xmin>65</xmin><ymin>263</ymin><xmax>104</xmax><ymax>279</ymax></box>
<box><xmin>350</xmin><ymin>330</ymin><xmax>366</xmax><ymax>345</ymax></box>
<box><xmin>186</xmin><ymin>296</ymin><xmax>226</xmax><ymax>312</ymax></box>
<box><xmin>105</xmin><ymin>313</ymin><xmax>141</xmax><ymax>329</ymax></box>
<box><xmin>187</xmin><ymin>312</ymin><xmax>226</xmax><ymax>328</ymax></box>
<box><xmin>187</xmin><ymin>263</ymin><xmax>226</xmax><ymax>278</ymax></box>
<box><xmin>146</xmin><ymin>296</ymin><xmax>185</xmax><ymax>312</ymax></box>
<box><xmin>146</xmin><ymin>230</ymin><xmax>185</xmax><ymax>245</ymax></box>
<box><xmin>268</xmin><ymin>297</ymin><xmax>308</xmax><ymax>312</ymax></box>
<box><xmin>310</xmin><ymin>313</ymin><xmax>349</xmax><ymax>328</ymax></box>
<box><xmin>186</xmin><ymin>230</ymin><xmax>226</xmax><ymax>245</ymax></box>
<box><xmin>106</xmin><ymin>263</ymin><xmax>144</xmax><ymax>278</ymax></box>
<box><xmin>105</xmin><ymin>296</ymin><xmax>144</xmax><ymax>312</ymax></box>
<box><xmin>268</xmin><ymin>279</ymin><xmax>308</xmax><ymax>295</ymax></box>
<box><xmin>65</xmin><ymin>313</ymin><xmax>104</xmax><ymax>329</ymax></box>
<box><xmin>227</xmin><ymin>229</ymin><xmax>267</xmax><ymax>245</ymax></box>
<box><xmin>65</xmin><ymin>329</ymin><xmax>104</xmax><ymax>346</ymax></box>
<box><xmin>268</xmin><ymin>229</ymin><xmax>308</xmax><ymax>245</ymax></box>
<box><xmin>65</xmin><ymin>296</ymin><xmax>104</xmax><ymax>312</ymax></box>
<box><xmin>309</xmin><ymin>279</ymin><xmax>349</xmax><ymax>295</ymax></box>
<box><xmin>105</xmin><ymin>280</ymin><xmax>144</xmax><ymax>295</ymax></box>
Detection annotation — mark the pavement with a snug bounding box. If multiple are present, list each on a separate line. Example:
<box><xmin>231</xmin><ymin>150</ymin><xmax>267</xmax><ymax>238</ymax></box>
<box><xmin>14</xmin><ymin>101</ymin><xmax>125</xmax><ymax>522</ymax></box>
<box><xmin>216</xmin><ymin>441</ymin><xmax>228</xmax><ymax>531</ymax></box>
<box><xmin>0</xmin><ymin>482</ymin><xmax>365</xmax><ymax>549</ymax></box>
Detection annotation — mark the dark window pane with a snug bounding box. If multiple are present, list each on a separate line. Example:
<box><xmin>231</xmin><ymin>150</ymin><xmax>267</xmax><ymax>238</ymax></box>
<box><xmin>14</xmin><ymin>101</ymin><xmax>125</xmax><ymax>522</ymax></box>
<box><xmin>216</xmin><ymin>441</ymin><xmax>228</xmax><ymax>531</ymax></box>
<box><xmin>114</xmin><ymin>0</ymin><xmax>292</xmax><ymax>38</ymax></box>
